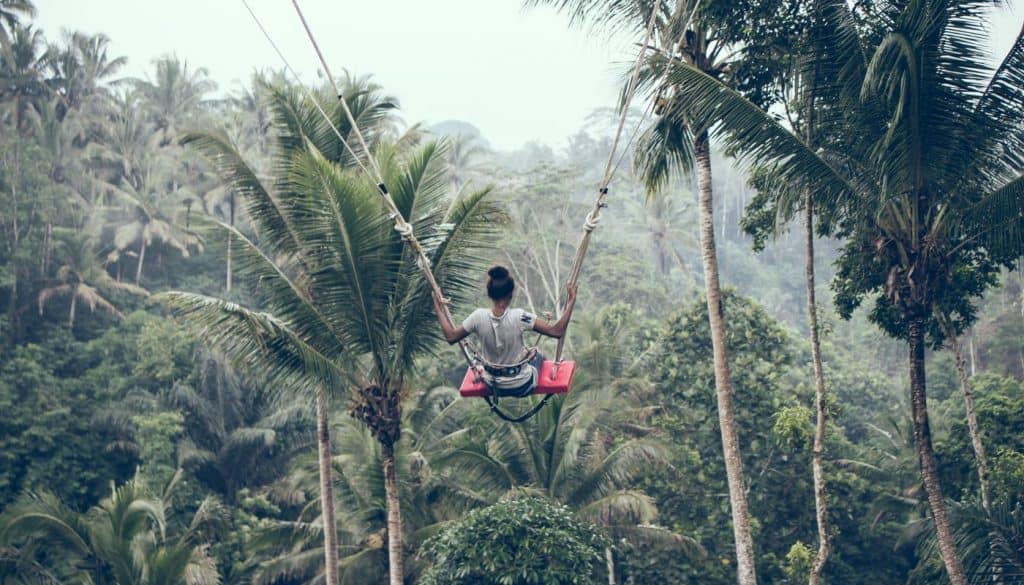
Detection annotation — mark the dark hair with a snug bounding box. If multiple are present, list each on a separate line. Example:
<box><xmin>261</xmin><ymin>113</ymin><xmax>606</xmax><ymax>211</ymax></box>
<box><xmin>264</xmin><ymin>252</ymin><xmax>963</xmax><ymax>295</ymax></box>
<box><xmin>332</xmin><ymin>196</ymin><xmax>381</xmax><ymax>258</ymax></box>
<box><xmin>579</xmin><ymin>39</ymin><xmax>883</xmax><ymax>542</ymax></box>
<box><xmin>486</xmin><ymin>266</ymin><xmax>515</xmax><ymax>300</ymax></box>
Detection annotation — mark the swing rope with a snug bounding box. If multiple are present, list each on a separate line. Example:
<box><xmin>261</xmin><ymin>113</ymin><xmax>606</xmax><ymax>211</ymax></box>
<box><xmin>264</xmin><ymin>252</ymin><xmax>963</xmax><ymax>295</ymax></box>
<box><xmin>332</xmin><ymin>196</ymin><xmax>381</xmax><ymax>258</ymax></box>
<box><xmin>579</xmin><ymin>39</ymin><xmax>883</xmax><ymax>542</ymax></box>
<box><xmin>245</xmin><ymin>0</ymin><xmax>477</xmax><ymax>369</ymax></box>
<box><xmin>549</xmin><ymin>4</ymin><xmax>662</xmax><ymax>376</ymax></box>
<box><xmin>242</xmin><ymin>0</ymin><xmax>667</xmax><ymax>420</ymax></box>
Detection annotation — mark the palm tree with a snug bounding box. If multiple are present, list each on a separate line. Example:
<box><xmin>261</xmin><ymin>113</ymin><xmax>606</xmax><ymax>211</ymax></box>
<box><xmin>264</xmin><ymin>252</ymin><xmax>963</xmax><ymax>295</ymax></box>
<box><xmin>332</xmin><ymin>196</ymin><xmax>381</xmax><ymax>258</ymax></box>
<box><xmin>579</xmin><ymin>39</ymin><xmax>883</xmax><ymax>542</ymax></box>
<box><xmin>171</xmin><ymin>350</ymin><xmax>313</xmax><ymax>501</ymax></box>
<box><xmin>165</xmin><ymin>78</ymin><xmax>499</xmax><ymax>585</ymax></box>
<box><xmin>0</xmin><ymin>475</ymin><xmax>220</xmax><ymax>585</ymax></box>
<box><xmin>37</xmin><ymin>228</ymin><xmax>146</xmax><ymax>330</ymax></box>
<box><xmin>531</xmin><ymin>1</ymin><xmax>759</xmax><ymax>580</ymax></box>
<box><xmin>948</xmin><ymin>332</ymin><xmax>991</xmax><ymax>511</ymax></box>
<box><xmin>434</xmin><ymin>308</ymin><xmax>692</xmax><ymax>583</ymax></box>
<box><xmin>649</xmin><ymin>3</ymin><xmax>1024</xmax><ymax>583</ymax></box>
<box><xmin>86</xmin><ymin>89</ymin><xmax>155</xmax><ymax>214</ymax></box>
<box><xmin>734</xmin><ymin>9</ymin><xmax>837</xmax><ymax>578</ymax></box>
<box><xmin>249</xmin><ymin>385</ymin><xmax>471</xmax><ymax>585</ymax></box>
<box><xmin>132</xmin><ymin>56</ymin><xmax>215</xmax><ymax>146</ymax></box>
<box><xmin>622</xmin><ymin>189</ymin><xmax>695</xmax><ymax>277</ymax></box>
<box><xmin>99</xmin><ymin>151</ymin><xmax>202</xmax><ymax>285</ymax></box>
<box><xmin>930</xmin><ymin>500</ymin><xmax>1024</xmax><ymax>583</ymax></box>
<box><xmin>48</xmin><ymin>31</ymin><xmax>125</xmax><ymax>121</ymax></box>
<box><xmin>0</xmin><ymin>22</ymin><xmax>49</xmax><ymax>135</ymax></box>
<box><xmin>0</xmin><ymin>0</ymin><xmax>34</xmax><ymax>50</ymax></box>
<box><xmin>444</xmin><ymin>133</ymin><xmax>489</xmax><ymax>192</ymax></box>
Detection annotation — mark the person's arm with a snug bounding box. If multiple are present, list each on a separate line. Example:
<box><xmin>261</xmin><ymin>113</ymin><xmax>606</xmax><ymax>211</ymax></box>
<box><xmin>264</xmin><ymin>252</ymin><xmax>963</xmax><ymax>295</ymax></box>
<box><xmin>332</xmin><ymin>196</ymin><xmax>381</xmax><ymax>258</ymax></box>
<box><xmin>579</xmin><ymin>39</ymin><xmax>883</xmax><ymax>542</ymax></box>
<box><xmin>533</xmin><ymin>283</ymin><xmax>578</xmax><ymax>339</ymax></box>
<box><xmin>433</xmin><ymin>294</ymin><xmax>471</xmax><ymax>344</ymax></box>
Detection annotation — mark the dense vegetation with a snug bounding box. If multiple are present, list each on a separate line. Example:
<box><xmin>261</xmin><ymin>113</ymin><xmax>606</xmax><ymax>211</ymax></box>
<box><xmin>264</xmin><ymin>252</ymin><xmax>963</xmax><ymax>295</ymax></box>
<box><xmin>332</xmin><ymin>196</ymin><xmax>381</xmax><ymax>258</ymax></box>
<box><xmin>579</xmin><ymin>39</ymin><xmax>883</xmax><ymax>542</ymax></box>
<box><xmin>1</xmin><ymin>1</ymin><xmax>1023</xmax><ymax>584</ymax></box>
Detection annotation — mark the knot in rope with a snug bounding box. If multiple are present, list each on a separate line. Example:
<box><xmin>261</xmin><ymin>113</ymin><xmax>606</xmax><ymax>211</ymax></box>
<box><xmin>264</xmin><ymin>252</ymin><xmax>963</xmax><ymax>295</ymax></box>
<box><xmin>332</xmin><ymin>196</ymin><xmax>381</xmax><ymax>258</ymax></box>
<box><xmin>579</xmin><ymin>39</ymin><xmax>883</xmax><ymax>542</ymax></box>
<box><xmin>583</xmin><ymin>207</ymin><xmax>605</xmax><ymax>232</ymax></box>
<box><xmin>394</xmin><ymin>220</ymin><xmax>414</xmax><ymax>241</ymax></box>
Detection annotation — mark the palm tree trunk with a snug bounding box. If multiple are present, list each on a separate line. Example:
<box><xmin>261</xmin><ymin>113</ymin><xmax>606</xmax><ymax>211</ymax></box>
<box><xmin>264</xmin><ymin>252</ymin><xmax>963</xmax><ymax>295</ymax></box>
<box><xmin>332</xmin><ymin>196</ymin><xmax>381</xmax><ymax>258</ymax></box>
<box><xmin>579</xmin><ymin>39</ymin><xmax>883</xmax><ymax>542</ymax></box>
<box><xmin>135</xmin><ymin>240</ymin><xmax>147</xmax><ymax>286</ymax></box>
<box><xmin>226</xmin><ymin>193</ymin><xmax>235</xmax><ymax>293</ymax></box>
<box><xmin>968</xmin><ymin>332</ymin><xmax>977</xmax><ymax>376</ymax></box>
<box><xmin>382</xmin><ymin>442</ymin><xmax>404</xmax><ymax>585</ymax></box>
<box><xmin>605</xmin><ymin>546</ymin><xmax>616</xmax><ymax>585</ymax></box>
<box><xmin>951</xmin><ymin>336</ymin><xmax>991</xmax><ymax>511</ymax></box>
<box><xmin>316</xmin><ymin>394</ymin><xmax>340</xmax><ymax>585</ymax></box>
<box><xmin>694</xmin><ymin>131</ymin><xmax>758</xmax><ymax>585</ymax></box>
<box><xmin>68</xmin><ymin>292</ymin><xmax>77</xmax><ymax>331</ymax></box>
<box><xmin>226</xmin><ymin>236</ymin><xmax>233</xmax><ymax>293</ymax></box>
<box><xmin>804</xmin><ymin>197</ymin><xmax>830</xmax><ymax>585</ymax></box>
<box><xmin>908</xmin><ymin>317</ymin><xmax>968</xmax><ymax>585</ymax></box>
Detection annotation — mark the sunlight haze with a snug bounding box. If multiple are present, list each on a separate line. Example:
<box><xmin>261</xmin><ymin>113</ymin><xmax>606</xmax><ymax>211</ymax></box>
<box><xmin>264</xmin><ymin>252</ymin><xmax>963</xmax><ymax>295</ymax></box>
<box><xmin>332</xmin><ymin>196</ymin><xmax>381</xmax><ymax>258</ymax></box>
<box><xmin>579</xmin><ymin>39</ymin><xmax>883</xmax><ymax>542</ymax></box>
<box><xmin>30</xmin><ymin>1</ymin><xmax>1024</xmax><ymax>148</ymax></box>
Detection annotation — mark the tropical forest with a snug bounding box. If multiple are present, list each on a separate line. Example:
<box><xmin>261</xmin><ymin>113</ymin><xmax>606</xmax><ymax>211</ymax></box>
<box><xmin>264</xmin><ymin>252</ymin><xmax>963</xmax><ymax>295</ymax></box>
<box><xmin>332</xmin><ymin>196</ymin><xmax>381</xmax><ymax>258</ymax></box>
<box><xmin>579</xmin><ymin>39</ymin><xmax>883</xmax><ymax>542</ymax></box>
<box><xmin>1</xmin><ymin>0</ymin><xmax>1023</xmax><ymax>584</ymax></box>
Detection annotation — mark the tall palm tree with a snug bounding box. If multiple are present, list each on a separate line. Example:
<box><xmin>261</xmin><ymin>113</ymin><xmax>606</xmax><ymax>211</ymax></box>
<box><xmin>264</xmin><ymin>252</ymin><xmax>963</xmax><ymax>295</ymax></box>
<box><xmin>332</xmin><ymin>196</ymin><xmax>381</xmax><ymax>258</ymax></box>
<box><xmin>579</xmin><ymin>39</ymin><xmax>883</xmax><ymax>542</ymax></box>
<box><xmin>48</xmin><ymin>31</ymin><xmax>125</xmax><ymax>121</ymax></box>
<box><xmin>444</xmin><ymin>133</ymin><xmax>489</xmax><ymax>192</ymax></box>
<box><xmin>132</xmin><ymin>56</ymin><xmax>215</xmax><ymax>146</ymax></box>
<box><xmin>622</xmin><ymin>189</ymin><xmax>695</xmax><ymax>277</ymax></box>
<box><xmin>734</xmin><ymin>8</ymin><xmax>838</xmax><ymax>578</ymax></box>
<box><xmin>99</xmin><ymin>151</ymin><xmax>202</xmax><ymax>285</ymax></box>
<box><xmin>87</xmin><ymin>89</ymin><xmax>154</xmax><ymax>198</ymax></box>
<box><xmin>649</xmin><ymin>2</ymin><xmax>1024</xmax><ymax>583</ymax></box>
<box><xmin>249</xmin><ymin>384</ymin><xmax>471</xmax><ymax>585</ymax></box>
<box><xmin>37</xmin><ymin>228</ymin><xmax>146</xmax><ymax>330</ymax></box>
<box><xmin>170</xmin><ymin>350</ymin><xmax>313</xmax><ymax>501</ymax></box>
<box><xmin>0</xmin><ymin>23</ymin><xmax>49</xmax><ymax>135</ymax></box>
<box><xmin>165</xmin><ymin>78</ymin><xmax>499</xmax><ymax>585</ymax></box>
<box><xmin>530</xmin><ymin>1</ymin><xmax>759</xmax><ymax>580</ymax></box>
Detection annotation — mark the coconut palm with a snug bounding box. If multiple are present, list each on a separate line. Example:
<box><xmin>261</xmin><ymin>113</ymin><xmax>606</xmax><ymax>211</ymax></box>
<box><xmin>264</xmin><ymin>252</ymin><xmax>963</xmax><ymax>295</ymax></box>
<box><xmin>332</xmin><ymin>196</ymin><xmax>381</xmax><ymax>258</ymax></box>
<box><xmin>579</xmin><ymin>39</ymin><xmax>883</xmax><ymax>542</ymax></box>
<box><xmin>248</xmin><ymin>385</ymin><xmax>471</xmax><ymax>585</ymax></box>
<box><xmin>433</xmin><ymin>307</ymin><xmax>692</xmax><ymax>582</ymax></box>
<box><xmin>529</xmin><ymin>1</ymin><xmax>760</xmax><ymax>581</ymax></box>
<box><xmin>87</xmin><ymin>89</ymin><xmax>154</xmax><ymax>196</ymax></box>
<box><xmin>444</xmin><ymin>133</ymin><xmax>490</xmax><ymax>192</ymax></box>
<box><xmin>132</xmin><ymin>56</ymin><xmax>215</xmax><ymax>146</ymax></box>
<box><xmin>622</xmin><ymin>189</ymin><xmax>695</xmax><ymax>277</ymax></box>
<box><xmin>99</xmin><ymin>151</ymin><xmax>202</xmax><ymax>285</ymax></box>
<box><xmin>171</xmin><ymin>350</ymin><xmax>313</xmax><ymax>501</ymax></box>
<box><xmin>0</xmin><ymin>22</ymin><xmax>49</xmax><ymax>135</ymax></box>
<box><xmin>36</xmin><ymin>228</ymin><xmax>146</xmax><ymax>330</ymax></box>
<box><xmin>0</xmin><ymin>0</ymin><xmax>33</xmax><ymax>48</ymax></box>
<box><xmin>0</xmin><ymin>475</ymin><xmax>220</xmax><ymax>585</ymax></box>
<box><xmin>163</xmin><ymin>77</ymin><xmax>499</xmax><ymax>585</ymax></box>
<box><xmin>930</xmin><ymin>500</ymin><xmax>1024</xmax><ymax>584</ymax></box>
<box><xmin>48</xmin><ymin>31</ymin><xmax>125</xmax><ymax>121</ymax></box>
<box><xmin>646</xmin><ymin>2</ymin><xmax>1024</xmax><ymax>582</ymax></box>
<box><xmin>31</xmin><ymin>97</ymin><xmax>77</xmax><ymax>183</ymax></box>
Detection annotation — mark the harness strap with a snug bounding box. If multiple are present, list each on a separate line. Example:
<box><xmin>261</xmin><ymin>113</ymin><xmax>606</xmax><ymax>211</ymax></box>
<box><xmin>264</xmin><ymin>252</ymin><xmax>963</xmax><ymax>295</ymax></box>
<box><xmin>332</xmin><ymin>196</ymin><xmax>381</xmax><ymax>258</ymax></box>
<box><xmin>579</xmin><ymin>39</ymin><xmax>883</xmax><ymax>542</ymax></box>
<box><xmin>484</xmin><ymin>394</ymin><xmax>555</xmax><ymax>424</ymax></box>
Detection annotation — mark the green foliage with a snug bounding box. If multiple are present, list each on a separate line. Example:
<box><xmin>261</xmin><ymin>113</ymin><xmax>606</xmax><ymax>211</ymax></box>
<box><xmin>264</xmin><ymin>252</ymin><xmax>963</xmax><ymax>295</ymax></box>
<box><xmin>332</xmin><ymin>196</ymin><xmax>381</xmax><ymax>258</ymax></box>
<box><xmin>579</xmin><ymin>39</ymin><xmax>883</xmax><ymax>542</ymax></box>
<box><xmin>785</xmin><ymin>541</ymin><xmax>814</xmax><ymax>583</ymax></box>
<box><xmin>0</xmin><ymin>340</ymin><xmax>132</xmax><ymax>508</ymax></box>
<box><xmin>132</xmin><ymin>410</ymin><xmax>184</xmax><ymax>491</ymax></box>
<box><xmin>0</xmin><ymin>475</ymin><xmax>221</xmax><ymax>585</ymax></box>
<box><xmin>643</xmin><ymin>290</ymin><xmax>804</xmax><ymax>582</ymax></box>
<box><xmin>420</xmin><ymin>497</ymin><xmax>608</xmax><ymax>585</ymax></box>
<box><xmin>1</xmin><ymin>5</ymin><xmax>1023</xmax><ymax>585</ymax></box>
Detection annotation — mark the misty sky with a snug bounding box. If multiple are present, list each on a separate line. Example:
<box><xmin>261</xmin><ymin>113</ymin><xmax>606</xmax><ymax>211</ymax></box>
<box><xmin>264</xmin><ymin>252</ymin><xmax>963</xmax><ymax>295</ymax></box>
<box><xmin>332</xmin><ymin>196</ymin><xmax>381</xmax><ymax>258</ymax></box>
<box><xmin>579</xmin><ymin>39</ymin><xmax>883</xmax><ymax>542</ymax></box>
<box><xmin>35</xmin><ymin>0</ymin><xmax>1023</xmax><ymax>151</ymax></box>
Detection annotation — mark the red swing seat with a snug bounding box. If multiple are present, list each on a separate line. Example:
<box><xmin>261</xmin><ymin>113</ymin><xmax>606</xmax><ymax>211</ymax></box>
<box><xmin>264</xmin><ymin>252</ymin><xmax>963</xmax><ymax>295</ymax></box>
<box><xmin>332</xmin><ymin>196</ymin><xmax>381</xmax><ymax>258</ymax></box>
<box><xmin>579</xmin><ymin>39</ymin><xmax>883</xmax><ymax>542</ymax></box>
<box><xmin>459</xmin><ymin>360</ymin><xmax>577</xmax><ymax>398</ymax></box>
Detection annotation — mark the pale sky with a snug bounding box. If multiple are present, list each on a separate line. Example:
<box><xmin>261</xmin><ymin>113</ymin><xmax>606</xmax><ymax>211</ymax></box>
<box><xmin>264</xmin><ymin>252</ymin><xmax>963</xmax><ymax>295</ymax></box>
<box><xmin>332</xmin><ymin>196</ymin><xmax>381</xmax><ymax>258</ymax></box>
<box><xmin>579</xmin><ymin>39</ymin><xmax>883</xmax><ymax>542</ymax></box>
<box><xmin>34</xmin><ymin>0</ymin><xmax>1024</xmax><ymax>151</ymax></box>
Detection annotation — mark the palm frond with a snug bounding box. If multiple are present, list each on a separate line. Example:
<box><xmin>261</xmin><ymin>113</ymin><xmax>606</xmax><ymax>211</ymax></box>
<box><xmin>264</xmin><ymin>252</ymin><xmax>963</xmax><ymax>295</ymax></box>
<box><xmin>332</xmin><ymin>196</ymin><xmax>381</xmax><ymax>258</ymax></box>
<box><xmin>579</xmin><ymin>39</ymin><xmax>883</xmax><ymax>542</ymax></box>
<box><xmin>191</xmin><ymin>215</ymin><xmax>354</xmax><ymax>355</ymax></box>
<box><xmin>575</xmin><ymin>490</ymin><xmax>657</xmax><ymax>526</ymax></box>
<box><xmin>155</xmin><ymin>292</ymin><xmax>355</xmax><ymax>401</ymax></box>
<box><xmin>180</xmin><ymin>129</ymin><xmax>301</xmax><ymax>258</ymax></box>
<box><xmin>651</xmin><ymin>54</ymin><xmax>869</xmax><ymax>224</ymax></box>
<box><xmin>962</xmin><ymin>173</ymin><xmax>1024</xmax><ymax>262</ymax></box>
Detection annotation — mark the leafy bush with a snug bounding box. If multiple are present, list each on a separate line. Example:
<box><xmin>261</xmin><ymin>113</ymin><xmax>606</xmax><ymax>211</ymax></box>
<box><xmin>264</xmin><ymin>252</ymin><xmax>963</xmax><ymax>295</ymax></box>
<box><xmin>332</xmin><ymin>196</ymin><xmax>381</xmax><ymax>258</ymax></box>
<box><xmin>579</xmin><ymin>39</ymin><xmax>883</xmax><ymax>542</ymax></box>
<box><xmin>420</xmin><ymin>497</ymin><xmax>608</xmax><ymax>585</ymax></box>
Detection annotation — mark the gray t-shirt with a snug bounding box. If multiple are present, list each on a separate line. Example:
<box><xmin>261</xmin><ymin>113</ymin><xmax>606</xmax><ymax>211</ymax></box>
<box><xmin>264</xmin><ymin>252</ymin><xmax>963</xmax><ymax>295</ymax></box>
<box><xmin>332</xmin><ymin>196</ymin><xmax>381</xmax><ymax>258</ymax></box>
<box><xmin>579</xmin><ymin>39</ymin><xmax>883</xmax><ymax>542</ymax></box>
<box><xmin>462</xmin><ymin>307</ymin><xmax>537</xmax><ymax>388</ymax></box>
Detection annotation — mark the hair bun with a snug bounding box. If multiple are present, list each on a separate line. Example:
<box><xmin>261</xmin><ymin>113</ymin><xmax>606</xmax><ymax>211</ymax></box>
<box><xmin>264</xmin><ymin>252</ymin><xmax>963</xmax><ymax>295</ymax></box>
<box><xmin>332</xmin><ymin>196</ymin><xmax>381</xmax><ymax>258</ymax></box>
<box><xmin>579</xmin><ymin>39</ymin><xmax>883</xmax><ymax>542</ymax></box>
<box><xmin>488</xmin><ymin>266</ymin><xmax>510</xmax><ymax>280</ymax></box>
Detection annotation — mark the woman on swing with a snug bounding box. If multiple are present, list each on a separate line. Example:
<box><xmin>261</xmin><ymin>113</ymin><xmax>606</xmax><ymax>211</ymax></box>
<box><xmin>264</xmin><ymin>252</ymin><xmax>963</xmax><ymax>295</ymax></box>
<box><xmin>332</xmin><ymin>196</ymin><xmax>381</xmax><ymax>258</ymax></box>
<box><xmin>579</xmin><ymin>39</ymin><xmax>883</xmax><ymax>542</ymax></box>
<box><xmin>434</xmin><ymin>266</ymin><xmax>577</xmax><ymax>397</ymax></box>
